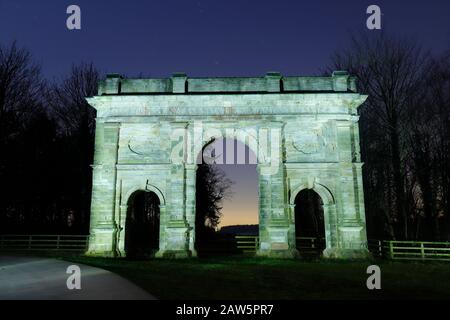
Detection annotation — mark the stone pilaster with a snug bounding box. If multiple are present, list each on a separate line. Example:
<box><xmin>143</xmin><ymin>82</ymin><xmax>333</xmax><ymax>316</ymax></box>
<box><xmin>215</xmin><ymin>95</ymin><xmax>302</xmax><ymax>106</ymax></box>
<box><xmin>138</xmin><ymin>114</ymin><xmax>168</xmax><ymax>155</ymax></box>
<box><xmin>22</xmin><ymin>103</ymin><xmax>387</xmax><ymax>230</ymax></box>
<box><xmin>156</xmin><ymin>122</ymin><xmax>192</xmax><ymax>258</ymax></box>
<box><xmin>329</xmin><ymin>119</ymin><xmax>370</xmax><ymax>258</ymax></box>
<box><xmin>185</xmin><ymin>164</ymin><xmax>197</xmax><ymax>257</ymax></box>
<box><xmin>87</xmin><ymin>121</ymin><xmax>120</xmax><ymax>256</ymax></box>
<box><xmin>116</xmin><ymin>203</ymin><xmax>128</xmax><ymax>257</ymax></box>
<box><xmin>257</xmin><ymin>164</ymin><xmax>298</xmax><ymax>258</ymax></box>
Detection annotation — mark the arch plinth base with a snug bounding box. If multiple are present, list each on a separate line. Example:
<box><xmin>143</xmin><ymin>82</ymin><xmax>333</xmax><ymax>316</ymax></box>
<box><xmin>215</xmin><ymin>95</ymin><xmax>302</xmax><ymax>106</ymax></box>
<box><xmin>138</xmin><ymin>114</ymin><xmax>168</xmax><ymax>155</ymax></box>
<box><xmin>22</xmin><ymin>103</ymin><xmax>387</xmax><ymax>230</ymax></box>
<box><xmin>323</xmin><ymin>248</ymin><xmax>372</xmax><ymax>260</ymax></box>
<box><xmin>85</xmin><ymin>250</ymin><xmax>117</xmax><ymax>258</ymax></box>
<box><xmin>257</xmin><ymin>248</ymin><xmax>300</xmax><ymax>259</ymax></box>
<box><xmin>155</xmin><ymin>250</ymin><xmax>196</xmax><ymax>259</ymax></box>
<box><xmin>86</xmin><ymin>225</ymin><xmax>118</xmax><ymax>257</ymax></box>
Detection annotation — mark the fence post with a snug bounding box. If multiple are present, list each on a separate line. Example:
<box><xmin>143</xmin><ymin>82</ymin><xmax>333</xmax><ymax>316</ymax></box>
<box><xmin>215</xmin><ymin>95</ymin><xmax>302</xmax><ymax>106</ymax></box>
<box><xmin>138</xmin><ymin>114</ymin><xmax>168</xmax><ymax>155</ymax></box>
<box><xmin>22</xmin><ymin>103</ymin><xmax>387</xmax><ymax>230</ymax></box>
<box><xmin>28</xmin><ymin>235</ymin><xmax>32</xmax><ymax>249</ymax></box>
<box><xmin>420</xmin><ymin>242</ymin><xmax>425</xmax><ymax>260</ymax></box>
<box><xmin>377</xmin><ymin>240</ymin><xmax>382</xmax><ymax>257</ymax></box>
<box><xmin>388</xmin><ymin>241</ymin><xmax>394</xmax><ymax>259</ymax></box>
<box><xmin>312</xmin><ymin>238</ymin><xmax>315</xmax><ymax>249</ymax></box>
<box><xmin>56</xmin><ymin>235</ymin><xmax>60</xmax><ymax>250</ymax></box>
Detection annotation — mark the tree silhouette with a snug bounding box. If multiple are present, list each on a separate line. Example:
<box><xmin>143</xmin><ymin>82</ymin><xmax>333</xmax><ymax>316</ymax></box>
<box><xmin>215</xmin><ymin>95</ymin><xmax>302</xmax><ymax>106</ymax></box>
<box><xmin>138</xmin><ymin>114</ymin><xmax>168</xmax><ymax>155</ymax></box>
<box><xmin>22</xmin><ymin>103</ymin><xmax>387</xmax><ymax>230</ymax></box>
<box><xmin>46</xmin><ymin>63</ymin><xmax>100</xmax><ymax>232</ymax></box>
<box><xmin>328</xmin><ymin>33</ymin><xmax>450</xmax><ymax>240</ymax></box>
<box><xmin>195</xmin><ymin>162</ymin><xmax>233</xmax><ymax>247</ymax></box>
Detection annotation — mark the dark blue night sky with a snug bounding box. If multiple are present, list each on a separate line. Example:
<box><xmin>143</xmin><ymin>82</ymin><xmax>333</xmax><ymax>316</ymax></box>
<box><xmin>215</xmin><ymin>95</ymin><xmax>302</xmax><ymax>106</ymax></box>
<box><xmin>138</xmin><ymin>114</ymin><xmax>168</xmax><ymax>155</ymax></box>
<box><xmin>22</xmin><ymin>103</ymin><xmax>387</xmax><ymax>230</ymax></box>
<box><xmin>1</xmin><ymin>0</ymin><xmax>449</xmax><ymax>79</ymax></box>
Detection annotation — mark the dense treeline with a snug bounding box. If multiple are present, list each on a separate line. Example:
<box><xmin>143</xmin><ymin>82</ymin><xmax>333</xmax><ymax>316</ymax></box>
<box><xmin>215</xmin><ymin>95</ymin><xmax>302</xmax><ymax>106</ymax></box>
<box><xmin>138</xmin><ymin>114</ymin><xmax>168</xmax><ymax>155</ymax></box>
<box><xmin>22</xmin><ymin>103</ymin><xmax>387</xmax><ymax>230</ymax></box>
<box><xmin>0</xmin><ymin>42</ymin><xmax>97</xmax><ymax>234</ymax></box>
<box><xmin>0</xmin><ymin>33</ymin><xmax>449</xmax><ymax>241</ymax></box>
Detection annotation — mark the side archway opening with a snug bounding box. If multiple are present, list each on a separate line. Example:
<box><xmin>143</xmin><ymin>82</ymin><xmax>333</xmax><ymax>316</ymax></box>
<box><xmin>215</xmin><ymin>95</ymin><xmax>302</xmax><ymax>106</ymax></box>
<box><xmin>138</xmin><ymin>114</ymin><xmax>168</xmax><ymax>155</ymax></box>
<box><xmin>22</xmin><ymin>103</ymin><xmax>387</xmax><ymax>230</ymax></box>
<box><xmin>125</xmin><ymin>190</ymin><xmax>160</xmax><ymax>259</ymax></box>
<box><xmin>294</xmin><ymin>189</ymin><xmax>326</xmax><ymax>257</ymax></box>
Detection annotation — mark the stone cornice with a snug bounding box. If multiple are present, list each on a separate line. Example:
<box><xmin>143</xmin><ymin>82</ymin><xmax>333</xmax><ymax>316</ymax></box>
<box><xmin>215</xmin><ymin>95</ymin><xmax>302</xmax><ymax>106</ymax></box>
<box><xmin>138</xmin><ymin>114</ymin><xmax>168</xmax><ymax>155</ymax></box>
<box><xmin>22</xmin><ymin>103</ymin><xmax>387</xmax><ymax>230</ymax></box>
<box><xmin>86</xmin><ymin>93</ymin><xmax>367</xmax><ymax>118</ymax></box>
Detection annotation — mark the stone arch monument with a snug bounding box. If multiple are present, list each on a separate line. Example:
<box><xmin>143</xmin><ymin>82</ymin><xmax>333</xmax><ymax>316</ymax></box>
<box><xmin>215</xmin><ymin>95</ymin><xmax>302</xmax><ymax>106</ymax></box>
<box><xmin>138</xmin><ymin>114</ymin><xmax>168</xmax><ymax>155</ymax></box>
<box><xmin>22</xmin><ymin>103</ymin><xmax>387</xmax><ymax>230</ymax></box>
<box><xmin>86</xmin><ymin>71</ymin><xmax>369</xmax><ymax>259</ymax></box>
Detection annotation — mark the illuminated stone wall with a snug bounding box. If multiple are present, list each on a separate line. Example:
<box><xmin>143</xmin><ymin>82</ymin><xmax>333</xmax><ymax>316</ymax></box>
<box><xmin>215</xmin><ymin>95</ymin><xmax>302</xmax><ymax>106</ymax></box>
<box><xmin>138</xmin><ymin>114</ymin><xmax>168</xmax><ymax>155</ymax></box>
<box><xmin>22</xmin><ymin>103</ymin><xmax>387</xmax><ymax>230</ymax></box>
<box><xmin>86</xmin><ymin>71</ymin><xmax>369</xmax><ymax>259</ymax></box>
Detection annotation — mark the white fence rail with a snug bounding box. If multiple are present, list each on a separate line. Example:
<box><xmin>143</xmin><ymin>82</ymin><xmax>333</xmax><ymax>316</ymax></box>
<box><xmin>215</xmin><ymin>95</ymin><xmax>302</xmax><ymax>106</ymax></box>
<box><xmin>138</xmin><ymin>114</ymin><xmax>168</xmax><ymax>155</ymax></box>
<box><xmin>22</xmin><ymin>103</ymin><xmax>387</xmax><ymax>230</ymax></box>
<box><xmin>0</xmin><ymin>234</ymin><xmax>89</xmax><ymax>252</ymax></box>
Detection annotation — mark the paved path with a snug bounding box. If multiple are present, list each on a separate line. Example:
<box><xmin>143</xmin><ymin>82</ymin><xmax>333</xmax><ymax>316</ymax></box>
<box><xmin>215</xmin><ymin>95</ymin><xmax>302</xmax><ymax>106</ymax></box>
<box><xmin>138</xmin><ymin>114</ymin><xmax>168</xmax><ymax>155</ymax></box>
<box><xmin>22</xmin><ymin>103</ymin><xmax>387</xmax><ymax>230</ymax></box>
<box><xmin>0</xmin><ymin>255</ymin><xmax>155</xmax><ymax>300</ymax></box>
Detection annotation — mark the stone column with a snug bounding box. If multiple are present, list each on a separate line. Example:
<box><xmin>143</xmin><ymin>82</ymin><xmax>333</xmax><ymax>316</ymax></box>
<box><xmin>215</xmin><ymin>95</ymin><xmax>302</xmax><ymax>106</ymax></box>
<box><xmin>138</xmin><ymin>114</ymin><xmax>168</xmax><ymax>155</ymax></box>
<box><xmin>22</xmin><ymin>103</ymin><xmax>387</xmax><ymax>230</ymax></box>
<box><xmin>87</xmin><ymin>121</ymin><xmax>120</xmax><ymax>257</ymax></box>
<box><xmin>156</xmin><ymin>204</ymin><xmax>167</xmax><ymax>253</ymax></box>
<box><xmin>322</xmin><ymin>203</ymin><xmax>339</xmax><ymax>257</ymax></box>
<box><xmin>257</xmin><ymin>167</ymin><xmax>271</xmax><ymax>254</ymax></box>
<box><xmin>287</xmin><ymin>203</ymin><xmax>297</xmax><ymax>251</ymax></box>
<box><xmin>156</xmin><ymin>122</ymin><xmax>192</xmax><ymax>258</ymax></box>
<box><xmin>185</xmin><ymin>164</ymin><xmax>197</xmax><ymax>257</ymax></box>
<box><xmin>257</xmin><ymin>164</ymin><xmax>298</xmax><ymax>258</ymax></box>
<box><xmin>116</xmin><ymin>203</ymin><xmax>128</xmax><ymax>257</ymax></box>
<box><xmin>156</xmin><ymin>162</ymin><xmax>191</xmax><ymax>258</ymax></box>
<box><xmin>257</xmin><ymin>122</ymin><xmax>298</xmax><ymax>258</ymax></box>
<box><xmin>331</xmin><ymin>120</ymin><xmax>369</xmax><ymax>258</ymax></box>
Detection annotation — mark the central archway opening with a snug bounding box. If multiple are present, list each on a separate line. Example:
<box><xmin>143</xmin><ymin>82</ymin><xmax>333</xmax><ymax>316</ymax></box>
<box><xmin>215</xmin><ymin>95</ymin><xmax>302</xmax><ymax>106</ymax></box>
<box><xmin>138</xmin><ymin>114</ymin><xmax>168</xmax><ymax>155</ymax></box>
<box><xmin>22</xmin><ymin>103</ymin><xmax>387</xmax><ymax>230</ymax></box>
<box><xmin>195</xmin><ymin>138</ymin><xmax>259</xmax><ymax>257</ymax></box>
<box><xmin>125</xmin><ymin>190</ymin><xmax>160</xmax><ymax>259</ymax></box>
<box><xmin>294</xmin><ymin>189</ymin><xmax>326</xmax><ymax>257</ymax></box>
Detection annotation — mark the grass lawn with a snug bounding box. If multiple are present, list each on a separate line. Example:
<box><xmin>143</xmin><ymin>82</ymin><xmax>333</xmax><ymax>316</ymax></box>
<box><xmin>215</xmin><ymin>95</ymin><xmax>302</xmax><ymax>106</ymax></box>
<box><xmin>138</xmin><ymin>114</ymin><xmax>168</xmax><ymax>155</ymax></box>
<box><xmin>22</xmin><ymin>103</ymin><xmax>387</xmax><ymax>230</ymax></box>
<box><xmin>61</xmin><ymin>255</ymin><xmax>450</xmax><ymax>300</ymax></box>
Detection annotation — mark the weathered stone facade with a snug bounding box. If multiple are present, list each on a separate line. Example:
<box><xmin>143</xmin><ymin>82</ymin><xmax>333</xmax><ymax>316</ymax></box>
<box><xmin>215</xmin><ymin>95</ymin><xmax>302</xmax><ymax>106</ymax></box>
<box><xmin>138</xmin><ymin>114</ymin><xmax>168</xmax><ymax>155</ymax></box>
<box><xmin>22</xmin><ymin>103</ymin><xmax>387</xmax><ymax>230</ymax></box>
<box><xmin>86</xmin><ymin>71</ymin><xmax>369</xmax><ymax>259</ymax></box>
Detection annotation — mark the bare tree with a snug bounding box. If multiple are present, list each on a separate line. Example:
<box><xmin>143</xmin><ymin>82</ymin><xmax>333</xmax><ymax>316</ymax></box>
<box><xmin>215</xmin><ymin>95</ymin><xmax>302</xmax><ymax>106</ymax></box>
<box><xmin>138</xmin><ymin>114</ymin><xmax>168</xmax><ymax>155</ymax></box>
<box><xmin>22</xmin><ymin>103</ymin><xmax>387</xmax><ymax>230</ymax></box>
<box><xmin>47</xmin><ymin>62</ymin><xmax>98</xmax><ymax>136</ymax></box>
<box><xmin>46</xmin><ymin>63</ymin><xmax>100</xmax><ymax>231</ymax></box>
<box><xmin>406</xmin><ymin>54</ymin><xmax>450</xmax><ymax>240</ymax></box>
<box><xmin>196</xmin><ymin>164</ymin><xmax>233</xmax><ymax>232</ymax></box>
<box><xmin>0</xmin><ymin>42</ymin><xmax>57</xmax><ymax>234</ymax></box>
<box><xmin>328</xmin><ymin>33</ymin><xmax>433</xmax><ymax>240</ymax></box>
<box><xmin>0</xmin><ymin>41</ymin><xmax>43</xmax><ymax>145</ymax></box>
